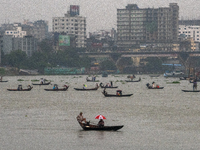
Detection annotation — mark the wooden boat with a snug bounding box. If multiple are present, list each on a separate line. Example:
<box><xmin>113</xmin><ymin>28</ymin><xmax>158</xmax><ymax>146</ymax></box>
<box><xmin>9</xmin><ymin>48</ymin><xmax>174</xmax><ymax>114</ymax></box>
<box><xmin>0</xmin><ymin>80</ymin><xmax>8</xmax><ymax>82</ymax></box>
<box><xmin>78</xmin><ymin>121</ymin><xmax>123</xmax><ymax>131</ymax></box>
<box><xmin>182</xmin><ymin>90</ymin><xmax>200</xmax><ymax>92</ymax></box>
<box><xmin>125</xmin><ymin>78</ymin><xmax>141</xmax><ymax>82</ymax></box>
<box><xmin>32</xmin><ymin>82</ymin><xmax>51</xmax><ymax>85</ymax></box>
<box><xmin>86</xmin><ymin>79</ymin><xmax>99</xmax><ymax>82</ymax></box>
<box><xmin>146</xmin><ymin>83</ymin><xmax>164</xmax><ymax>89</ymax></box>
<box><xmin>102</xmin><ymin>89</ymin><xmax>133</xmax><ymax>97</ymax></box>
<box><xmin>44</xmin><ymin>85</ymin><xmax>69</xmax><ymax>91</ymax></box>
<box><xmin>99</xmin><ymin>82</ymin><xmax>118</xmax><ymax>88</ymax></box>
<box><xmin>7</xmin><ymin>87</ymin><xmax>33</xmax><ymax>91</ymax></box>
<box><xmin>74</xmin><ymin>86</ymin><xmax>99</xmax><ymax>91</ymax></box>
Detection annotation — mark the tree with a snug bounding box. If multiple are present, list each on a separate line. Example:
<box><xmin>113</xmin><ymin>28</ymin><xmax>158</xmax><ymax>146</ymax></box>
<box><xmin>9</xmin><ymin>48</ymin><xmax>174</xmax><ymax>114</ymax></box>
<box><xmin>2</xmin><ymin>50</ymin><xmax>27</xmax><ymax>68</ymax></box>
<box><xmin>99</xmin><ymin>60</ymin><xmax>117</xmax><ymax>71</ymax></box>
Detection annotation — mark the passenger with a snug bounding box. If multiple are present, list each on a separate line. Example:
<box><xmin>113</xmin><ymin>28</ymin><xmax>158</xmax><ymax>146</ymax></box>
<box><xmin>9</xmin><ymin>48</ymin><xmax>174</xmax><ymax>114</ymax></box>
<box><xmin>98</xmin><ymin>119</ymin><xmax>104</xmax><ymax>127</ymax></box>
<box><xmin>0</xmin><ymin>76</ymin><xmax>2</xmax><ymax>81</ymax></box>
<box><xmin>77</xmin><ymin>112</ymin><xmax>87</xmax><ymax>123</ymax></box>
<box><xmin>40</xmin><ymin>78</ymin><xmax>44</xmax><ymax>84</ymax></box>
<box><xmin>152</xmin><ymin>82</ymin><xmax>155</xmax><ymax>88</ymax></box>
<box><xmin>27</xmin><ymin>85</ymin><xmax>32</xmax><ymax>89</ymax></box>
<box><xmin>83</xmin><ymin>84</ymin><xmax>86</xmax><ymax>89</ymax></box>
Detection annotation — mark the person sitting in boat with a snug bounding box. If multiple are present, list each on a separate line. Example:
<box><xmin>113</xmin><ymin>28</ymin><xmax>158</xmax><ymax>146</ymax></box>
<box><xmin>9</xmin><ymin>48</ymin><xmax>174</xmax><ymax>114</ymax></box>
<box><xmin>116</xmin><ymin>90</ymin><xmax>122</xmax><ymax>96</ymax></box>
<box><xmin>17</xmin><ymin>85</ymin><xmax>23</xmax><ymax>91</ymax></box>
<box><xmin>53</xmin><ymin>84</ymin><xmax>58</xmax><ymax>90</ymax></box>
<box><xmin>40</xmin><ymin>78</ymin><xmax>44</xmax><ymax>84</ymax></box>
<box><xmin>152</xmin><ymin>82</ymin><xmax>155</xmax><ymax>88</ymax></box>
<box><xmin>27</xmin><ymin>85</ymin><xmax>32</xmax><ymax>89</ymax></box>
<box><xmin>77</xmin><ymin>112</ymin><xmax>87</xmax><ymax>123</ymax></box>
<box><xmin>98</xmin><ymin>119</ymin><xmax>104</xmax><ymax>127</ymax></box>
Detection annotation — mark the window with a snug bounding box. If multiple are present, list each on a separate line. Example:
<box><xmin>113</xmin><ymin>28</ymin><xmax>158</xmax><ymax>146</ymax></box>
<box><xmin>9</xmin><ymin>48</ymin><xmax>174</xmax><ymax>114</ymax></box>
<box><xmin>197</xmin><ymin>38</ymin><xmax>199</xmax><ymax>40</ymax></box>
<box><xmin>66</xmin><ymin>19</ymin><xmax>68</xmax><ymax>21</ymax></box>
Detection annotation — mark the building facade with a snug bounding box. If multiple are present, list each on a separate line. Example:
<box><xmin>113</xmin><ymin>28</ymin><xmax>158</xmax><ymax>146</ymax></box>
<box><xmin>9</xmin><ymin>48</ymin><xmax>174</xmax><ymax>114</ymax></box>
<box><xmin>117</xmin><ymin>3</ymin><xmax>179</xmax><ymax>50</ymax></box>
<box><xmin>2</xmin><ymin>35</ymin><xmax>37</xmax><ymax>57</ymax></box>
<box><xmin>179</xmin><ymin>25</ymin><xmax>200</xmax><ymax>42</ymax></box>
<box><xmin>52</xmin><ymin>6</ymin><xmax>86</xmax><ymax>48</ymax></box>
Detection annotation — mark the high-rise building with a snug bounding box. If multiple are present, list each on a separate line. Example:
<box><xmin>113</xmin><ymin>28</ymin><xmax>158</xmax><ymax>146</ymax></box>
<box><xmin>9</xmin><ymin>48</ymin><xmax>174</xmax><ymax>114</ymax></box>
<box><xmin>117</xmin><ymin>3</ymin><xmax>179</xmax><ymax>49</ymax></box>
<box><xmin>52</xmin><ymin>5</ymin><xmax>86</xmax><ymax>48</ymax></box>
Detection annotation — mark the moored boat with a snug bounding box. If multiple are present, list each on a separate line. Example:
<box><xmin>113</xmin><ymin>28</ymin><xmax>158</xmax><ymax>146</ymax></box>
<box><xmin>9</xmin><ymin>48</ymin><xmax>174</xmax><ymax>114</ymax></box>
<box><xmin>78</xmin><ymin>121</ymin><xmax>123</xmax><ymax>131</ymax></box>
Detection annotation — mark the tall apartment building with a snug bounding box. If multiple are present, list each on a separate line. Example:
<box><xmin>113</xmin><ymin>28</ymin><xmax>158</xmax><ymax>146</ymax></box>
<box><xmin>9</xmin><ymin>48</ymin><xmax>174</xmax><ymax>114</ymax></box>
<box><xmin>52</xmin><ymin>5</ymin><xmax>86</xmax><ymax>48</ymax></box>
<box><xmin>117</xmin><ymin>3</ymin><xmax>179</xmax><ymax>49</ymax></box>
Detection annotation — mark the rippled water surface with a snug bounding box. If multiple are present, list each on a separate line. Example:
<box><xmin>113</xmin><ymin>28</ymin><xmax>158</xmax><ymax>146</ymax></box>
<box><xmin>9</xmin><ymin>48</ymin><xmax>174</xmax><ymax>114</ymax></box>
<box><xmin>1</xmin><ymin>75</ymin><xmax>200</xmax><ymax>150</ymax></box>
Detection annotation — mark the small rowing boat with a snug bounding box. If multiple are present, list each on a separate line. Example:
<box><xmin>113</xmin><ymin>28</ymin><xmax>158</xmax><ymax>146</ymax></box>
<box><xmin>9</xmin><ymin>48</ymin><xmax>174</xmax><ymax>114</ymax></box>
<box><xmin>125</xmin><ymin>78</ymin><xmax>141</xmax><ymax>82</ymax></box>
<box><xmin>78</xmin><ymin>121</ymin><xmax>123</xmax><ymax>131</ymax></box>
<box><xmin>99</xmin><ymin>82</ymin><xmax>118</xmax><ymax>88</ymax></box>
<box><xmin>44</xmin><ymin>85</ymin><xmax>69</xmax><ymax>91</ymax></box>
<box><xmin>182</xmin><ymin>90</ymin><xmax>200</xmax><ymax>92</ymax></box>
<box><xmin>74</xmin><ymin>86</ymin><xmax>99</xmax><ymax>91</ymax></box>
<box><xmin>102</xmin><ymin>89</ymin><xmax>133</xmax><ymax>97</ymax></box>
<box><xmin>32</xmin><ymin>82</ymin><xmax>51</xmax><ymax>85</ymax></box>
<box><xmin>7</xmin><ymin>87</ymin><xmax>33</xmax><ymax>91</ymax></box>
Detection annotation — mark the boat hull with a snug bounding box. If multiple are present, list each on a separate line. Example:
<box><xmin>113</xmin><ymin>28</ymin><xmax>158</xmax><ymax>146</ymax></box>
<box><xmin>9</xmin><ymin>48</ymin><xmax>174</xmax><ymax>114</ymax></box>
<box><xmin>79</xmin><ymin>122</ymin><xmax>123</xmax><ymax>131</ymax></box>
<box><xmin>74</xmin><ymin>87</ymin><xmax>98</xmax><ymax>91</ymax></box>
<box><xmin>32</xmin><ymin>82</ymin><xmax>51</xmax><ymax>85</ymax></box>
<box><xmin>182</xmin><ymin>90</ymin><xmax>200</xmax><ymax>92</ymax></box>
<box><xmin>102</xmin><ymin>92</ymin><xmax>133</xmax><ymax>97</ymax></box>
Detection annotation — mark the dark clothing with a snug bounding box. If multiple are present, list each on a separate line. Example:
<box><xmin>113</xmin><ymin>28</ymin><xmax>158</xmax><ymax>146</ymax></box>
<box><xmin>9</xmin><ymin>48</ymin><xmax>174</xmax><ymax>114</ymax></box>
<box><xmin>98</xmin><ymin>119</ymin><xmax>104</xmax><ymax>127</ymax></box>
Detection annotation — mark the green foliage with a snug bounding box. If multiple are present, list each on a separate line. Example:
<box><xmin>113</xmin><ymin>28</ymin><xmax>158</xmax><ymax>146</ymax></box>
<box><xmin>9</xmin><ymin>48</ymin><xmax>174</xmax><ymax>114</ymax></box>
<box><xmin>144</xmin><ymin>57</ymin><xmax>164</xmax><ymax>73</ymax></box>
<box><xmin>99</xmin><ymin>60</ymin><xmax>117</xmax><ymax>71</ymax></box>
<box><xmin>0</xmin><ymin>68</ymin><xmax>5</xmax><ymax>75</ymax></box>
<box><xmin>2</xmin><ymin>50</ymin><xmax>27</xmax><ymax>68</ymax></box>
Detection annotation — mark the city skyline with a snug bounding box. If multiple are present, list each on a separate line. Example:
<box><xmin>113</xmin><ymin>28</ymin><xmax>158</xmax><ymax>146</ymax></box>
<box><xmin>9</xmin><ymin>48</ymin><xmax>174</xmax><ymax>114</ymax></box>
<box><xmin>1</xmin><ymin>0</ymin><xmax>200</xmax><ymax>33</ymax></box>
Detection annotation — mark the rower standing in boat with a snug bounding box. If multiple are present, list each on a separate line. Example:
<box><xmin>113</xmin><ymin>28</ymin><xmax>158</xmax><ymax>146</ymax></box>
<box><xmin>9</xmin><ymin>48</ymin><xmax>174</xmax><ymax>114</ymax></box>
<box><xmin>77</xmin><ymin>112</ymin><xmax>87</xmax><ymax>123</ymax></box>
<box><xmin>193</xmin><ymin>79</ymin><xmax>197</xmax><ymax>91</ymax></box>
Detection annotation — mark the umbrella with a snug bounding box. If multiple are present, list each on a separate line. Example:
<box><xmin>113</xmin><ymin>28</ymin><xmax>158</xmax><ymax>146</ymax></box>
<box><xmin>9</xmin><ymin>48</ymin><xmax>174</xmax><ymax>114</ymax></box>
<box><xmin>95</xmin><ymin>114</ymin><xmax>106</xmax><ymax>119</ymax></box>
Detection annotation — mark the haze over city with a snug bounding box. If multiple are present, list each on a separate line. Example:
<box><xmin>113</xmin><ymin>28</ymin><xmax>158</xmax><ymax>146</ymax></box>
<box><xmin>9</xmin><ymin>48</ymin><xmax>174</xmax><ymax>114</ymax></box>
<box><xmin>1</xmin><ymin>0</ymin><xmax>200</xmax><ymax>33</ymax></box>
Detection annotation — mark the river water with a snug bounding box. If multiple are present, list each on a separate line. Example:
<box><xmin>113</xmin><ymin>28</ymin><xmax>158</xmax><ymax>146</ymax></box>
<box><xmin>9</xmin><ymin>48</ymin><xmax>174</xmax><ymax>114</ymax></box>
<box><xmin>1</xmin><ymin>75</ymin><xmax>200</xmax><ymax>150</ymax></box>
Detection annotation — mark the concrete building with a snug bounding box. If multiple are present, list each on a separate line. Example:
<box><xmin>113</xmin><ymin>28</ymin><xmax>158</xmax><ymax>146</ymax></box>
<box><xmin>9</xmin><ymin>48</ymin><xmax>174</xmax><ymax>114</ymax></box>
<box><xmin>5</xmin><ymin>26</ymin><xmax>26</xmax><ymax>38</ymax></box>
<box><xmin>52</xmin><ymin>5</ymin><xmax>86</xmax><ymax>48</ymax></box>
<box><xmin>179</xmin><ymin>25</ymin><xmax>200</xmax><ymax>42</ymax></box>
<box><xmin>117</xmin><ymin>3</ymin><xmax>179</xmax><ymax>50</ymax></box>
<box><xmin>22</xmin><ymin>20</ymin><xmax>49</xmax><ymax>42</ymax></box>
<box><xmin>2</xmin><ymin>35</ymin><xmax>37</xmax><ymax>57</ymax></box>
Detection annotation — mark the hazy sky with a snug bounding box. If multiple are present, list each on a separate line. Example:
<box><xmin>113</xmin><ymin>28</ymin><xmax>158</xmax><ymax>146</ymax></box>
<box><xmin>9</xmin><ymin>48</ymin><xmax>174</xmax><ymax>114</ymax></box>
<box><xmin>1</xmin><ymin>0</ymin><xmax>200</xmax><ymax>33</ymax></box>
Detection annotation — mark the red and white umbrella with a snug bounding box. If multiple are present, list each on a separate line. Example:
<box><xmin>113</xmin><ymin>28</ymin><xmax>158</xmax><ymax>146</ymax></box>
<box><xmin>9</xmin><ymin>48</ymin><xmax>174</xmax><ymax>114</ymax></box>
<box><xmin>95</xmin><ymin>114</ymin><xmax>106</xmax><ymax>119</ymax></box>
